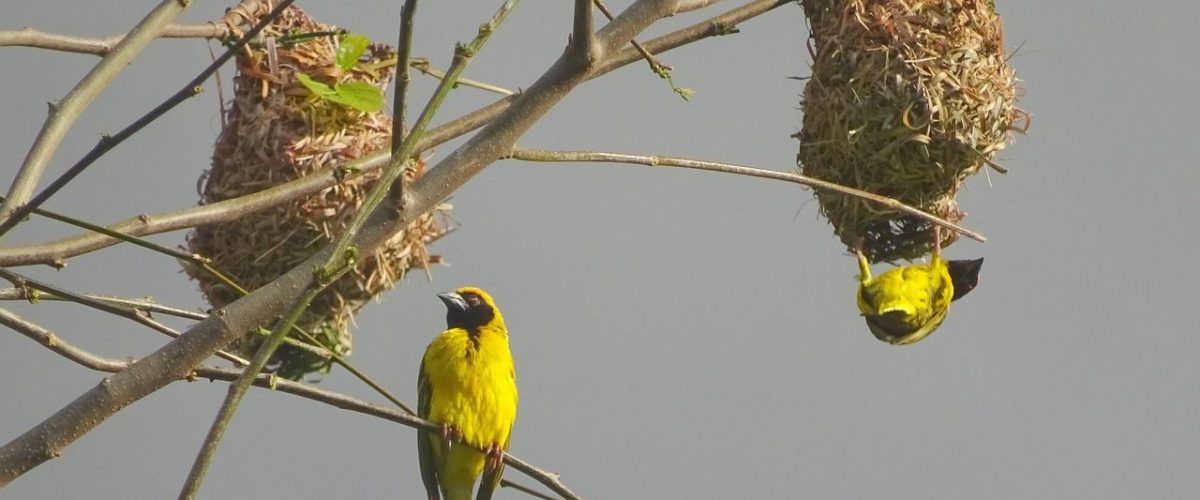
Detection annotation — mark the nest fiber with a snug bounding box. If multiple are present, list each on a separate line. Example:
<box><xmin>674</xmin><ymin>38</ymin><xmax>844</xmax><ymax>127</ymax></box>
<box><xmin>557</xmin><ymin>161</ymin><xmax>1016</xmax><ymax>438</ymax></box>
<box><xmin>797</xmin><ymin>0</ymin><xmax>1022</xmax><ymax>262</ymax></box>
<box><xmin>185</xmin><ymin>5</ymin><xmax>448</xmax><ymax>380</ymax></box>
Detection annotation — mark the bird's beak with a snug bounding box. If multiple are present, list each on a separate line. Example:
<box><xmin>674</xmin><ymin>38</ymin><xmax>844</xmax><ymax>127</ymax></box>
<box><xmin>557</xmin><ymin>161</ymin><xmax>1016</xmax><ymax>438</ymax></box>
<box><xmin>437</xmin><ymin>291</ymin><xmax>468</xmax><ymax>312</ymax></box>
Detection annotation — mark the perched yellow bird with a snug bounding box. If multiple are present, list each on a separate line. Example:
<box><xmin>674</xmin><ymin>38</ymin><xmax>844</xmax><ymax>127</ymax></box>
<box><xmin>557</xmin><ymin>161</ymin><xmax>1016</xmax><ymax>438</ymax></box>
<box><xmin>418</xmin><ymin>287</ymin><xmax>518</xmax><ymax>500</ymax></box>
<box><xmin>855</xmin><ymin>228</ymin><xmax>983</xmax><ymax>345</ymax></box>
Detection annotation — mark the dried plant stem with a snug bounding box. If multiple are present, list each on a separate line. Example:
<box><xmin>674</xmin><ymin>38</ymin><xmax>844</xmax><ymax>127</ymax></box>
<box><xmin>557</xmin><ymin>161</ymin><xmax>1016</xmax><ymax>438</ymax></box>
<box><xmin>0</xmin><ymin>307</ymin><xmax>576</xmax><ymax>500</ymax></box>
<box><xmin>506</xmin><ymin>147</ymin><xmax>987</xmax><ymax>242</ymax></box>
<box><xmin>0</xmin><ymin>0</ymin><xmax>193</xmax><ymax>232</ymax></box>
<box><xmin>179</xmin><ymin>3</ymin><xmax>520</xmax><ymax>498</ymax></box>
<box><xmin>0</xmin><ymin>0</ymin><xmax>297</xmax><ymax>240</ymax></box>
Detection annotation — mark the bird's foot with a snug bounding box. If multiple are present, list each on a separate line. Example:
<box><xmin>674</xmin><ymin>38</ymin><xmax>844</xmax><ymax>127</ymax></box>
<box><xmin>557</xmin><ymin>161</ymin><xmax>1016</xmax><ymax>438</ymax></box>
<box><xmin>853</xmin><ymin>236</ymin><xmax>871</xmax><ymax>278</ymax></box>
<box><xmin>483</xmin><ymin>443</ymin><xmax>504</xmax><ymax>473</ymax></box>
<box><xmin>932</xmin><ymin>225</ymin><xmax>943</xmax><ymax>259</ymax></box>
<box><xmin>440</xmin><ymin>424</ymin><xmax>463</xmax><ymax>449</ymax></box>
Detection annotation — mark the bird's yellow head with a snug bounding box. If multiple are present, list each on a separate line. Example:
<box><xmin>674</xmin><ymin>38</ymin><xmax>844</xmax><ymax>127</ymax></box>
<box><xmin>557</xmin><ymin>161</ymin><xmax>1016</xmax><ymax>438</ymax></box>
<box><xmin>438</xmin><ymin>286</ymin><xmax>506</xmax><ymax>333</ymax></box>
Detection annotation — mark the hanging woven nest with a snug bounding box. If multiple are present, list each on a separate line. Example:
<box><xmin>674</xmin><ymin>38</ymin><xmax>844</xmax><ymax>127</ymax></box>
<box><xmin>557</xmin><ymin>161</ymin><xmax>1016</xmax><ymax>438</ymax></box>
<box><xmin>796</xmin><ymin>0</ymin><xmax>1025</xmax><ymax>262</ymax></box>
<box><xmin>185</xmin><ymin>5</ymin><xmax>449</xmax><ymax>380</ymax></box>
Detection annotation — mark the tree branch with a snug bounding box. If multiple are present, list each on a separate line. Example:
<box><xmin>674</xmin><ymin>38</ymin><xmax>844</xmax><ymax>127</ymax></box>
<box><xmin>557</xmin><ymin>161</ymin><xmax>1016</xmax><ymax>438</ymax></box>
<box><xmin>392</xmin><ymin>0</ymin><xmax>420</xmax><ymax>152</ymax></box>
<box><xmin>0</xmin><ymin>0</ymin><xmax>193</xmax><ymax>231</ymax></box>
<box><xmin>505</xmin><ymin>147</ymin><xmax>987</xmax><ymax>242</ymax></box>
<box><xmin>0</xmin><ymin>24</ymin><xmax>228</xmax><ymax>56</ymax></box>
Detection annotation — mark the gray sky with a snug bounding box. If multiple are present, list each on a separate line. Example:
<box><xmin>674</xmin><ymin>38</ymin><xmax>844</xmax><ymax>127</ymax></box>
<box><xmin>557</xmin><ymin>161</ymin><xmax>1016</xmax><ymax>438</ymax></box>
<box><xmin>2</xmin><ymin>1</ymin><xmax>1198</xmax><ymax>498</ymax></box>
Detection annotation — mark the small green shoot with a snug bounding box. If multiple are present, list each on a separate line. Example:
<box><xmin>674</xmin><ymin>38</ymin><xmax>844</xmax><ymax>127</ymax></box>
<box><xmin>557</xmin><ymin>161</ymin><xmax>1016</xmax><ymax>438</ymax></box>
<box><xmin>296</xmin><ymin>33</ymin><xmax>385</xmax><ymax>112</ymax></box>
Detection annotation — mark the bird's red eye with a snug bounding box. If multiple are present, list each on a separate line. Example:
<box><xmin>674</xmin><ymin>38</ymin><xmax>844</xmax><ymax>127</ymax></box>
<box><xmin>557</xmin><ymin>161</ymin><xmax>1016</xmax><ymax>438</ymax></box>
<box><xmin>465</xmin><ymin>294</ymin><xmax>481</xmax><ymax>306</ymax></box>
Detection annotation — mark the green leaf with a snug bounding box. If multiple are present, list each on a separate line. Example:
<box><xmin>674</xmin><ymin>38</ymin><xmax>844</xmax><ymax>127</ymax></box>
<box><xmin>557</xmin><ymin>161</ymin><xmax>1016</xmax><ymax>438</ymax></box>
<box><xmin>330</xmin><ymin>81</ymin><xmax>384</xmax><ymax>112</ymax></box>
<box><xmin>336</xmin><ymin>34</ymin><xmax>371</xmax><ymax>71</ymax></box>
<box><xmin>296</xmin><ymin>73</ymin><xmax>337</xmax><ymax>99</ymax></box>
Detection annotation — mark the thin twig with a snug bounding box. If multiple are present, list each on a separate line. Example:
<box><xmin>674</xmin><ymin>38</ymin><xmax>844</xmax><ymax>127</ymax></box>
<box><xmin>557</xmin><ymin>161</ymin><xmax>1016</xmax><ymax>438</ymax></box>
<box><xmin>0</xmin><ymin>269</ymin><xmax>248</xmax><ymax>366</ymax></box>
<box><xmin>0</xmin><ymin>0</ymin><xmax>194</xmax><ymax>232</ymax></box>
<box><xmin>408</xmin><ymin>58</ymin><xmax>515</xmax><ymax>95</ymax></box>
<box><xmin>506</xmin><ymin>147</ymin><xmax>986</xmax><ymax>242</ymax></box>
<box><xmin>0</xmin><ymin>288</ymin><xmax>206</xmax><ymax>320</ymax></box>
<box><xmin>0</xmin><ymin>307</ymin><xmax>577</xmax><ymax>500</ymax></box>
<box><xmin>291</xmin><ymin>327</ymin><xmax>416</xmax><ymax>415</ymax></box>
<box><xmin>0</xmin><ymin>0</ymin><xmax>789</xmax><ymax>269</ymax></box>
<box><xmin>393</xmin><ymin>0</ymin><xmax>419</xmax><ymax>152</ymax></box>
<box><xmin>0</xmin><ymin>24</ymin><xmax>231</xmax><ymax>56</ymax></box>
<box><xmin>0</xmin><ymin>0</ymin><xmax>298</xmax><ymax>239</ymax></box>
<box><xmin>0</xmin><ymin>307</ymin><xmax>127</xmax><ymax>372</ymax></box>
<box><xmin>593</xmin><ymin>0</ymin><xmax>692</xmax><ymax>99</ymax></box>
<box><xmin>391</xmin><ymin>0</ymin><xmax>419</xmax><ymax>218</ymax></box>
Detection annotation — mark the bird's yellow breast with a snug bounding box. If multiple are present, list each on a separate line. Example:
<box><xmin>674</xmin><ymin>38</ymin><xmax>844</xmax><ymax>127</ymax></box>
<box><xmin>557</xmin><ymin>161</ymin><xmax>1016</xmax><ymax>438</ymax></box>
<box><xmin>422</xmin><ymin>326</ymin><xmax>518</xmax><ymax>455</ymax></box>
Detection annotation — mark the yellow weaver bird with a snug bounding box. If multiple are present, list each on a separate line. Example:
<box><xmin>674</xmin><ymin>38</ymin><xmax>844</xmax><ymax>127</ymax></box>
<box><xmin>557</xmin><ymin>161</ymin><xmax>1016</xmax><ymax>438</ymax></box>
<box><xmin>855</xmin><ymin>227</ymin><xmax>984</xmax><ymax>345</ymax></box>
<box><xmin>418</xmin><ymin>287</ymin><xmax>518</xmax><ymax>500</ymax></box>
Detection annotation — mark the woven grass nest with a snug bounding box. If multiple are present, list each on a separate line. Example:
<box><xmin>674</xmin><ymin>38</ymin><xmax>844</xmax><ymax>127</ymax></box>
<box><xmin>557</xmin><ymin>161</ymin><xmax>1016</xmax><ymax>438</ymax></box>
<box><xmin>185</xmin><ymin>5</ymin><xmax>449</xmax><ymax>380</ymax></box>
<box><xmin>797</xmin><ymin>0</ymin><xmax>1025</xmax><ymax>262</ymax></box>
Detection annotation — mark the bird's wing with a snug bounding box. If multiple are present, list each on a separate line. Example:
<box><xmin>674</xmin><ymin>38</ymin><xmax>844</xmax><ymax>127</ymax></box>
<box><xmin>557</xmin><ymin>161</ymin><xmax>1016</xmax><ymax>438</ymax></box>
<box><xmin>417</xmin><ymin>360</ymin><xmax>442</xmax><ymax>500</ymax></box>
<box><xmin>474</xmin><ymin>433</ymin><xmax>509</xmax><ymax>500</ymax></box>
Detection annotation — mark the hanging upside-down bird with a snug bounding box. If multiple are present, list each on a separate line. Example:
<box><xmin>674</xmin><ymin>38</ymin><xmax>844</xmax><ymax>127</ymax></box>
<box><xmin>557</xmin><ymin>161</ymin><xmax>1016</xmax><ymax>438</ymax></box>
<box><xmin>855</xmin><ymin>227</ymin><xmax>984</xmax><ymax>345</ymax></box>
<box><xmin>418</xmin><ymin>287</ymin><xmax>518</xmax><ymax>500</ymax></box>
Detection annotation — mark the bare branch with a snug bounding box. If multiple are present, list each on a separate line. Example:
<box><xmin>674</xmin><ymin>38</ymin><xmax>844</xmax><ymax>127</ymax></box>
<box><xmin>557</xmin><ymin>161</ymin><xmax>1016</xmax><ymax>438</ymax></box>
<box><xmin>0</xmin><ymin>24</ymin><xmax>229</xmax><ymax>56</ymax></box>
<box><xmin>0</xmin><ymin>0</ymin><xmax>193</xmax><ymax>230</ymax></box>
<box><xmin>409</xmin><ymin>58</ymin><xmax>516</xmax><ymax>95</ymax></box>
<box><xmin>0</xmin><ymin>307</ymin><xmax>126</xmax><ymax>372</ymax></box>
<box><xmin>0</xmin><ymin>288</ymin><xmax>206</xmax><ymax>320</ymax></box>
<box><xmin>506</xmin><ymin>147</ymin><xmax>987</xmax><ymax>242</ymax></box>
<box><xmin>393</xmin><ymin>0</ymin><xmax>420</xmax><ymax>153</ymax></box>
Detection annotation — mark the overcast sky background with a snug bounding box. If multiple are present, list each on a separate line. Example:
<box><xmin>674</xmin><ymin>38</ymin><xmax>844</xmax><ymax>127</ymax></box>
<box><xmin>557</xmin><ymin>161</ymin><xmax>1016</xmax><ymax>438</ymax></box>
<box><xmin>2</xmin><ymin>1</ymin><xmax>1198</xmax><ymax>498</ymax></box>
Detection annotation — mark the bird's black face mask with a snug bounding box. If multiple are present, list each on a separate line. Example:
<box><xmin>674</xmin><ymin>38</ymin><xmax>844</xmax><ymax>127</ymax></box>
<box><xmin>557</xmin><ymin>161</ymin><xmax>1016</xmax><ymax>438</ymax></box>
<box><xmin>439</xmin><ymin>291</ymin><xmax>495</xmax><ymax>332</ymax></box>
<box><xmin>947</xmin><ymin>258</ymin><xmax>984</xmax><ymax>301</ymax></box>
